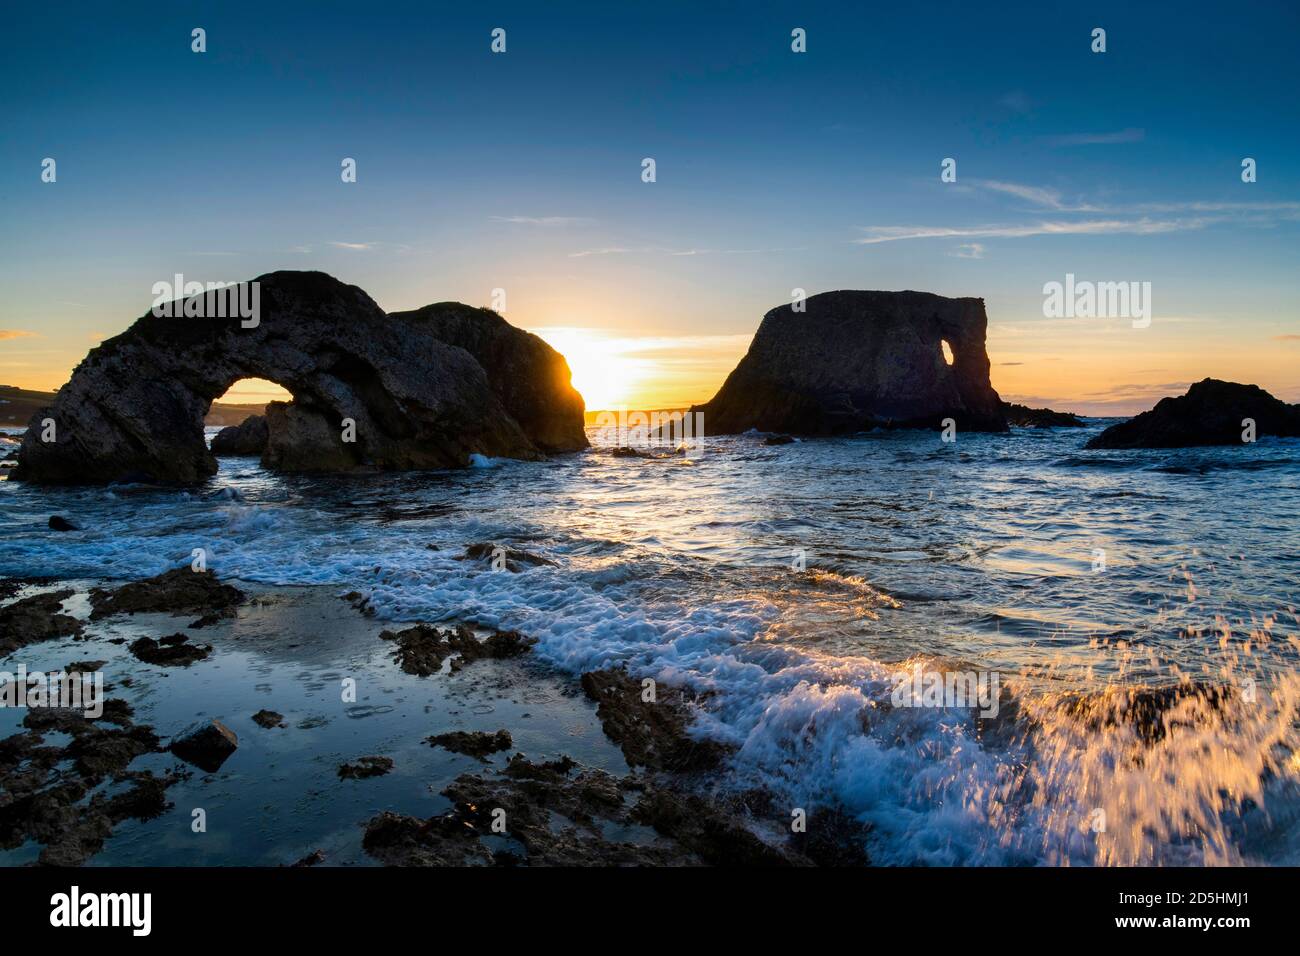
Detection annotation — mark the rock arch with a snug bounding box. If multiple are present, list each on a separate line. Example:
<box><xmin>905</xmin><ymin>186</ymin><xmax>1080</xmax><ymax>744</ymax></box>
<box><xmin>14</xmin><ymin>271</ymin><xmax>586</xmax><ymax>485</ymax></box>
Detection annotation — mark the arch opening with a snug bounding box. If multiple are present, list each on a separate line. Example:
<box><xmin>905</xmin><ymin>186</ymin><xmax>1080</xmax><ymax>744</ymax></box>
<box><xmin>940</xmin><ymin>339</ymin><xmax>955</xmax><ymax>367</ymax></box>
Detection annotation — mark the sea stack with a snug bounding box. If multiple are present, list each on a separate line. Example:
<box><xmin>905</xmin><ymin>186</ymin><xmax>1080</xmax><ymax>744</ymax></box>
<box><xmin>689</xmin><ymin>291</ymin><xmax>1007</xmax><ymax>435</ymax></box>
<box><xmin>12</xmin><ymin>271</ymin><xmax>587</xmax><ymax>485</ymax></box>
<box><xmin>1086</xmin><ymin>378</ymin><xmax>1300</xmax><ymax>449</ymax></box>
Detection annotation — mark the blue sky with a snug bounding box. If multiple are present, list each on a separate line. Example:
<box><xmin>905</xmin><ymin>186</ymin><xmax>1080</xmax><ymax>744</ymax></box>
<box><xmin>2</xmin><ymin>0</ymin><xmax>1297</xmax><ymax>411</ymax></box>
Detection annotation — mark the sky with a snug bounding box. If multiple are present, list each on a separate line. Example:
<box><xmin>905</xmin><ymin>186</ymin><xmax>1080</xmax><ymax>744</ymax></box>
<box><xmin>1</xmin><ymin>0</ymin><xmax>1297</xmax><ymax>414</ymax></box>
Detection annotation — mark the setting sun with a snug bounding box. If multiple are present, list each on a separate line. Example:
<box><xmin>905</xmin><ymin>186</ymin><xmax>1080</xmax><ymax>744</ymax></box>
<box><xmin>529</xmin><ymin>327</ymin><xmax>644</xmax><ymax>410</ymax></box>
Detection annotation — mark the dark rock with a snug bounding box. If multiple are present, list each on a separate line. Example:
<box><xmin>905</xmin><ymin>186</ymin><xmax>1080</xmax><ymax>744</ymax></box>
<box><xmin>48</xmin><ymin>516</ymin><xmax>79</xmax><ymax>532</ymax></box>
<box><xmin>763</xmin><ymin>434</ymin><xmax>795</xmax><ymax>445</ymax></box>
<box><xmin>390</xmin><ymin>302</ymin><xmax>588</xmax><ymax>454</ymax></box>
<box><xmin>362</xmin><ymin>810</ymin><xmax>495</xmax><ymax>866</ymax></box>
<box><xmin>1086</xmin><ymin>378</ymin><xmax>1300</xmax><ymax>449</ymax></box>
<box><xmin>580</xmin><ymin>668</ymin><xmax>731</xmax><ymax>773</ymax></box>
<box><xmin>631</xmin><ymin>788</ymin><xmax>794</xmax><ymax>866</ymax></box>
<box><xmin>1059</xmin><ymin>683</ymin><xmax>1234</xmax><ymax>746</ymax></box>
<box><xmin>289</xmin><ymin>849</ymin><xmax>326</xmax><ymax>867</ymax></box>
<box><xmin>128</xmin><ymin>633</ymin><xmax>211</xmax><ymax>667</ymax></box>
<box><xmin>1001</xmin><ymin>401</ymin><xmax>1086</xmax><ymax>428</ymax></box>
<box><xmin>168</xmin><ymin>719</ymin><xmax>239</xmax><ymax>772</ymax></box>
<box><xmin>460</xmin><ymin>541</ymin><xmax>557</xmax><ymax>572</ymax></box>
<box><xmin>209</xmin><ymin>414</ymin><xmax>268</xmax><ymax>456</ymax></box>
<box><xmin>1</xmin><ymin>694</ymin><xmax>178</xmax><ymax>866</ymax></box>
<box><xmin>427</xmin><ymin>729</ymin><xmax>513</xmax><ymax>760</ymax></box>
<box><xmin>12</xmin><ymin>271</ymin><xmax>586</xmax><ymax>485</ymax></box>
<box><xmin>89</xmin><ymin>568</ymin><xmax>244</xmax><ymax>621</ymax></box>
<box><xmin>688</xmin><ymin>291</ymin><xmax>1007</xmax><ymax>435</ymax></box>
<box><xmin>0</xmin><ymin>589</ymin><xmax>84</xmax><ymax>654</ymax></box>
<box><xmin>252</xmin><ymin>709</ymin><xmax>286</xmax><ymax>729</ymax></box>
<box><xmin>338</xmin><ymin>755</ymin><xmax>393</xmax><ymax>779</ymax></box>
<box><xmin>379</xmin><ymin>623</ymin><xmax>535</xmax><ymax>677</ymax></box>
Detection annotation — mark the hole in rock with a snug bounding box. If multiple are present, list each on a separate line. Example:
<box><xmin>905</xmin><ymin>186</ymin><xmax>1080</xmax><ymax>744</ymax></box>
<box><xmin>940</xmin><ymin>340</ymin><xmax>955</xmax><ymax>367</ymax></box>
<box><xmin>206</xmin><ymin>378</ymin><xmax>292</xmax><ymax>427</ymax></box>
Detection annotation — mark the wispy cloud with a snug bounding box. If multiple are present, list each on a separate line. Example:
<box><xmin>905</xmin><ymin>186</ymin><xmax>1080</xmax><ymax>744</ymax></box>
<box><xmin>950</xmin><ymin>242</ymin><xmax>986</xmax><ymax>259</ymax></box>
<box><xmin>856</xmin><ymin>217</ymin><xmax>1206</xmax><ymax>244</ymax></box>
<box><xmin>0</xmin><ymin>330</ymin><xmax>36</xmax><ymax>341</ymax></box>
<box><xmin>490</xmin><ymin>216</ymin><xmax>595</xmax><ymax>226</ymax></box>
<box><xmin>1044</xmin><ymin>128</ymin><xmax>1145</xmax><ymax>147</ymax></box>
<box><xmin>330</xmin><ymin>241</ymin><xmax>374</xmax><ymax>251</ymax></box>
<box><xmin>1274</xmin><ymin>334</ymin><xmax>1300</xmax><ymax>341</ymax></box>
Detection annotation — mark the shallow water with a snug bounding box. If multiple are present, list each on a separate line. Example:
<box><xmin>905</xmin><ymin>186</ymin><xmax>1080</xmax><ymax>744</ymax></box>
<box><xmin>2</xmin><ymin>421</ymin><xmax>1299</xmax><ymax>865</ymax></box>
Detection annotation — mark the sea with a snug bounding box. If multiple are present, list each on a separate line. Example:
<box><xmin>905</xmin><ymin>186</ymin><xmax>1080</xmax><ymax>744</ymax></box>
<box><xmin>2</xmin><ymin>420</ymin><xmax>1298</xmax><ymax>866</ymax></box>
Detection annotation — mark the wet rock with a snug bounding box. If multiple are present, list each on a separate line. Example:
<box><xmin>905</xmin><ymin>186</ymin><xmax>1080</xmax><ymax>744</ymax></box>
<box><xmin>1001</xmin><ymin>401</ymin><xmax>1086</xmax><ymax>428</ymax></box>
<box><xmin>631</xmin><ymin>788</ymin><xmax>795</xmax><ymax>866</ymax></box>
<box><xmin>89</xmin><ymin>568</ymin><xmax>244</xmax><ymax>622</ymax></box>
<box><xmin>12</xmin><ymin>271</ymin><xmax>582</xmax><ymax>485</ymax></box>
<box><xmin>580</xmin><ymin>668</ymin><xmax>731</xmax><ymax>772</ymax></box>
<box><xmin>1086</xmin><ymin>379</ymin><xmax>1300</xmax><ymax>449</ymax></box>
<box><xmin>787</xmin><ymin>807</ymin><xmax>873</xmax><ymax>867</ymax></box>
<box><xmin>1059</xmin><ymin>683</ymin><xmax>1234</xmax><ymax>746</ymax></box>
<box><xmin>338</xmin><ymin>755</ymin><xmax>393</xmax><ymax>779</ymax></box>
<box><xmin>688</xmin><ymin>291</ymin><xmax>1007</xmax><ymax>435</ymax></box>
<box><xmin>48</xmin><ymin>515</ymin><xmax>79</xmax><ymax>532</ymax></box>
<box><xmin>128</xmin><ymin>633</ymin><xmax>212</xmax><ymax>667</ymax></box>
<box><xmin>209</xmin><ymin>414</ymin><xmax>268</xmax><ymax>456</ymax></box>
<box><xmin>252</xmin><ymin>709</ymin><xmax>286</xmax><ymax>729</ymax></box>
<box><xmin>289</xmin><ymin>849</ymin><xmax>326</xmax><ymax>867</ymax></box>
<box><xmin>379</xmin><ymin>623</ymin><xmax>535</xmax><ymax>677</ymax></box>
<box><xmin>0</xmin><ymin>589</ymin><xmax>84</xmax><ymax>654</ymax></box>
<box><xmin>169</xmin><ymin>719</ymin><xmax>239</xmax><ymax>772</ymax></box>
<box><xmin>764</xmin><ymin>434</ymin><xmax>795</xmax><ymax>445</ymax></box>
<box><xmin>460</xmin><ymin>541</ymin><xmax>557</xmax><ymax>572</ymax></box>
<box><xmin>362</xmin><ymin>810</ymin><xmax>495</xmax><ymax>866</ymax></box>
<box><xmin>1</xmin><ymin>699</ymin><xmax>178</xmax><ymax>866</ymax></box>
<box><xmin>427</xmin><ymin>729</ymin><xmax>513</xmax><ymax>760</ymax></box>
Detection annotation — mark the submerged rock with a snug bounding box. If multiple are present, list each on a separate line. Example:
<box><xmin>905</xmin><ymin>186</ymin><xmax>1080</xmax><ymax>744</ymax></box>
<box><xmin>1001</xmin><ymin>401</ymin><xmax>1086</xmax><ymax>428</ymax></box>
<box><xmin>688</xmin><ymin>291</ymin><xmax>1007</xmax><ymax>435</ymax></box>
<box><xmin>48</xmin><ymin>516</ymin><xmax>79</xmax><ymax>532</ymax></box>
<box><xmin>168</xmin><ymin>719</ymin><xmax>239</xmax><ymax>772</ymax></box>
<box><xmin>12</xmin><ymin>271</ymin><xmax>586</xmax><ymax>485</ymax></box>
<box><xmin>0</xmin><ymin>698</ymin><xmax>177</xmax><ymax>865</ymax></box>
<box><xmin>209</xmin><ymin>414</ymin><xmax>268</xmax><ymax>456</ymax></box>
<box><xmin>252</xmin><ymin>709</ymin><xmax>286</xmax><ymax>729</ymax></box>
<box><xmin>379</xmin><ymin>623</ymin><xmax>535</xmax><ymax>677</ymax></box>
<box><xmin>89</xmin><ymin>568</ymin><xmax>244</xmax><ymax>622</ymax></box>
<box><xmin>0</xmin><ymin>589</ymin><xmax>84</xmax><ymax>654</ymax></box>
<box><xmin>427</xmin><ymin>729</ymin><xmax>513</xmax><ymax>760</ymax></box>
<box><xmin>460</xmin><ymin>541</ymin><xmax>557</xmax><ymax>572</ymax></box>
<box><xmin>1086</xmin><ymin>378</ymin><xmax>1300</xmax><ymax>449</ymax></box>
<box><xmin>580</xmin><ymin>668</ymin><xmax>731</xmax><ymax>773</ymax></box>
<box><xmin>128</xmin><ymin>633</ymin><xmax>212</xmax><ymax>667</ymax></box>
<box><xmin>338</xmin><ymin>756</ymin><xmax>394</xmax><ymax>780</ymax></box>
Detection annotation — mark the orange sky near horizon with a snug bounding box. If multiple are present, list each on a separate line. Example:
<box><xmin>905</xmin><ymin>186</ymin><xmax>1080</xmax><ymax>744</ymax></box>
<box><xmin>4</xmin><ymin>313</ymin><xmax>1298</xmax><ymax>418</ymax></box>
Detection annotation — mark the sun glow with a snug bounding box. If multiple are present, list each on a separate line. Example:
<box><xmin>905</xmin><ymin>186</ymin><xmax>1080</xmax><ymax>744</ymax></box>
<box><xmin>529</xmin><ymin>327</ymin><xmax>645</xmax><ymax>411</ymax></box>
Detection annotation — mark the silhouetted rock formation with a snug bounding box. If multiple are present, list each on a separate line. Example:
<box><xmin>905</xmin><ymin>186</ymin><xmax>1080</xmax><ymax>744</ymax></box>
<box><xmin>13</xmin><ymin>272</ymin><xmax>586</xmax><ymax>484</ymax></box>
<box><xmin>1086</xmin><ymin>379</ymin><xmax>1300</xmax><ymax>449</ymax></box>
<box><xmin>690</xmin><ymin>291</ymin><xmax>1007</xmax><ymax>435</ymax></box>
<box><xmin>1001</xmin><ymin>401</ymin><xmax>1086</xmax><ymax>428</ymax></box>
<box><xmin>389</xmin><ymin>303</ymin><xmax>588</xmax><ymax>454</ymax></box>
<box><xmin>209</xmin><ymin>414</ymin><xmax>268</xmax><ymax>456</ymax></box>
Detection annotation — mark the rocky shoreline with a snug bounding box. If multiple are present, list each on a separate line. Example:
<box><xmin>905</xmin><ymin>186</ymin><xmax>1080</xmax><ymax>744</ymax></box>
<box><xmin>0</xmin><ymin>566</ymin><xmax>870</xmax><ymax>867</ymax></box>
